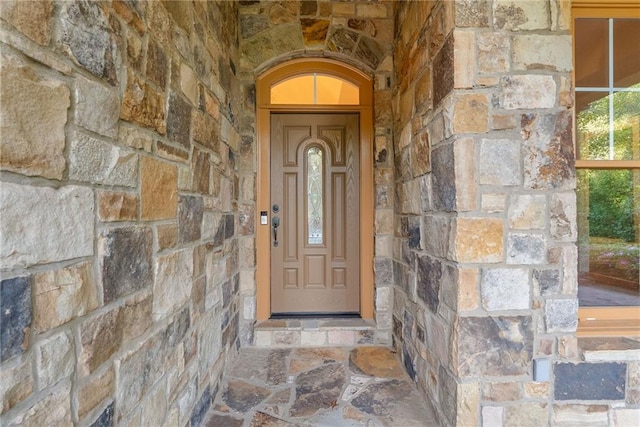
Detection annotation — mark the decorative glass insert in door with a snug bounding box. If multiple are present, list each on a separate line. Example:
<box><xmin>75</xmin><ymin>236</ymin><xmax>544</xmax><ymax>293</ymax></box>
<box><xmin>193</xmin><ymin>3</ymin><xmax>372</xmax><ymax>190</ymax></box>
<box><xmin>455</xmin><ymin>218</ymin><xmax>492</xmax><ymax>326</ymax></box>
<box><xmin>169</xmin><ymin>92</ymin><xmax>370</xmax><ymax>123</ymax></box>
<box><xmin>307</xmin><ymin>147</ymin><xmax>323</xmax><ymax>245</ymax></box>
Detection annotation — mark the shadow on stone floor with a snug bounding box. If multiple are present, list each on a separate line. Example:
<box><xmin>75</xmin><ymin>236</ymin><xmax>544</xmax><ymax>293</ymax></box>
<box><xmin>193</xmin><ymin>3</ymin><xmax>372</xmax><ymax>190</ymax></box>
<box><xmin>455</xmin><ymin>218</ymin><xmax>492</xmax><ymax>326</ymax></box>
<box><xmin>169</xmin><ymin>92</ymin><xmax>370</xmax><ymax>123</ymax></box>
<box><xmin>202</xmin><ymin>346</ymin><xmax>439</xmax><ymax>426</ymax></box>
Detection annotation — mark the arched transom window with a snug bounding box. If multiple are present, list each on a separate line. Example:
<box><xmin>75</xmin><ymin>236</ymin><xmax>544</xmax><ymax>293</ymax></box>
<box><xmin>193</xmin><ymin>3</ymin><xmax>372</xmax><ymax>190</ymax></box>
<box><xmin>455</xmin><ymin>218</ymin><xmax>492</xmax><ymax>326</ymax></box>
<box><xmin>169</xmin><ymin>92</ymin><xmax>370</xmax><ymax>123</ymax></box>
<box><xmin>270</xmin><ymin>73</ymin><xmax>359</xmax><ymax>105</ymax></box>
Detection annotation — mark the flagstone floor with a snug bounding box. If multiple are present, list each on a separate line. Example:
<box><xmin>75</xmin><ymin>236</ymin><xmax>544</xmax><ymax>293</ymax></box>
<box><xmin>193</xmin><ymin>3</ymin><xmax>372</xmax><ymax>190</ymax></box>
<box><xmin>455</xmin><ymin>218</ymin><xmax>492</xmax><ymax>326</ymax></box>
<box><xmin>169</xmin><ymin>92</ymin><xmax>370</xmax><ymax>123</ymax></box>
<box><xmin>203</xmin><ymin>346</ymin><xmax>439</xmax><ymax>426</ymax></box>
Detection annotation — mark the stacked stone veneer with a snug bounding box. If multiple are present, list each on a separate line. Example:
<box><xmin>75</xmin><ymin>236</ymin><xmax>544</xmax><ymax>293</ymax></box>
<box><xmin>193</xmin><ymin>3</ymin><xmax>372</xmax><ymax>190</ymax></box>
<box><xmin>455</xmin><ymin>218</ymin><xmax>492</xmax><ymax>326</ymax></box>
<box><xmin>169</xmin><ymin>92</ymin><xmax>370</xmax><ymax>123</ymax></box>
<box><xmin>391</xmin><ymin>1</ymin><xmax>638</xmax><ymax>426</ymax></box>
<box><xmin>1</xmin><ymin>1</ymin><xmax>241</xmax><ymax>425</ymax></box>
<box><xmin>236</xmin><ymin>0</ymin><xmax>397</xmax><ymax>345</ymax></box>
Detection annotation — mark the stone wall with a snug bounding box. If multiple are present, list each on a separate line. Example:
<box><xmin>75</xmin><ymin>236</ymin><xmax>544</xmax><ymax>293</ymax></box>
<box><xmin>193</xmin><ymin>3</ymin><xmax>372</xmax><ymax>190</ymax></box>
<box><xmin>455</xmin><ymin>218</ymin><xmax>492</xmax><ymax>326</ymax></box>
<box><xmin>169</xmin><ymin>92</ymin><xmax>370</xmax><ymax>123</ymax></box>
<box><xmin>391</xmin><ymin>1</ymin><xmax>638</xmax><ymax>425</ymax></box>
<box><xmin>1</xmin><ymin>1</ymin><xmax>240</xmax><ymax>425</ymax></box>
<box><xmin>236</xmin><ymin>0</ymin><xmax>397</xmax><ymax>344</ymax></box>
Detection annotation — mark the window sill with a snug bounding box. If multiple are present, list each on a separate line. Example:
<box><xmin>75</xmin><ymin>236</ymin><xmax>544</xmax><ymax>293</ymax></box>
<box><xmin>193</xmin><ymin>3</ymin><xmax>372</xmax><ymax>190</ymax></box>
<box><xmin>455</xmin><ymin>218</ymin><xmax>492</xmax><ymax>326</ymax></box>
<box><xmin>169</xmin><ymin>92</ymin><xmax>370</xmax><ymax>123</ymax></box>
<box><xmin>578</xmin><ymin>336</ymin><xmax>640</xmax><ymax>362</ymax></box>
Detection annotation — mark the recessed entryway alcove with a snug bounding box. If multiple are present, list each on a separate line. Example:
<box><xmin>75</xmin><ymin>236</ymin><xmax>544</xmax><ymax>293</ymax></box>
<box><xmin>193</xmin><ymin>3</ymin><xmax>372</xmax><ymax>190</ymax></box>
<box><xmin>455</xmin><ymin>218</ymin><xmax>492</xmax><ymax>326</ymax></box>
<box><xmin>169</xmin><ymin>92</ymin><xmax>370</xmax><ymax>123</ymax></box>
<box><xmin>254</xmin><ymin>58</ymin><xmax>375</xmax><ymax>329</ymax></box>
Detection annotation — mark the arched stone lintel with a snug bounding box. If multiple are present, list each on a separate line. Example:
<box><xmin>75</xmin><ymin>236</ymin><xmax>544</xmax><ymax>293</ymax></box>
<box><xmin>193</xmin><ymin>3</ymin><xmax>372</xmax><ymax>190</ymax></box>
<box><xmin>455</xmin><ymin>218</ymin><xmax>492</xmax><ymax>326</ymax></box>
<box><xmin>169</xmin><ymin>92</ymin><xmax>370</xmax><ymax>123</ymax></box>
<box><xmin>254</xmin><ymin>50</ymin><xmax>375</xmax><ymax>84</ymax></box>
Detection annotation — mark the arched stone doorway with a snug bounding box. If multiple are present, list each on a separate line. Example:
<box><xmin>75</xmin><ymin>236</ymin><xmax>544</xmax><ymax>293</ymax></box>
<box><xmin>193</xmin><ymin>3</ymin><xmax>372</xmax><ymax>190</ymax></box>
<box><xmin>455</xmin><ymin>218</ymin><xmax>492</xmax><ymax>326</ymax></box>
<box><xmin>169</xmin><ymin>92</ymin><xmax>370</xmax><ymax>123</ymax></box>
<box><xmin>254</xmin><ymin>58</ymin><xmax>374</xmax><ymax>320</ymax></box>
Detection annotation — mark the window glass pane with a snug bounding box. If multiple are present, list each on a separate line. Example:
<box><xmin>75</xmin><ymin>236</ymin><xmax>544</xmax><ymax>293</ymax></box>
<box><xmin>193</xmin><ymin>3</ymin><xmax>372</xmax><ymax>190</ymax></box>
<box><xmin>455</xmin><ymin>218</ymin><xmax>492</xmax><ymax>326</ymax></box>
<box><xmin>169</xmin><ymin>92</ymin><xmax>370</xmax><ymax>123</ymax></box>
<box><xmin>613</xmin><ymin>89</ymin><xmax>640</xmax><ymax>160</ymax></box>
<box><xmin>307</xmin><ymin>147</ymin><xmax>323</xmax><ymax>245</ymax></box>
<box><xmin>270</xmin><ymin>74</ymin><xmax>359</xmax><ymax>105</ymax></box>
<box><xmin>271</xmin><ymin>75</ymin><xmax>314</xmax><ymax>104</ymax></box>
<box><xmin>316</xmin><ymin>75</ymin><xmax>359</xmax><ymax>105</ymax></box>
<box><xmin>613</xmin><ymin>19</ymin><xmax>640</xmax><ymax>88</ymax></box>
<box><xmin>577</xmin><ymin>169</ymin><xmax>640</xmax><ymax>307</ymax></box>
<box><xmin>575</xmin><ymin>18</ymin><xmax>609</xmax><ymax>88</ymax></box>
<box><xmin>576</xmin><ymin>91</ymin><xmax>611</xmax><ymax>160</ymax></box>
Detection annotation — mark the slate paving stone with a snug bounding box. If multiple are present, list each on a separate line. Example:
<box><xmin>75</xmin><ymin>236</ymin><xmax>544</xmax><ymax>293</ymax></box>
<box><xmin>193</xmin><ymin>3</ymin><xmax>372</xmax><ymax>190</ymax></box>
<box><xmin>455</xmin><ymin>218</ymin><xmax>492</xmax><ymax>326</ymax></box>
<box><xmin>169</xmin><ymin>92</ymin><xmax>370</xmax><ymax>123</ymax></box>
<box><xmin>209</xmin><ymin>346</ymin><xmax>438</xmax><ymax>426</ymax></box>
<box><xmin>249</xmin><ymin>411</ymin><xmax>296</xmax><ymax>426</ymax></box>
<box><xmin>352</xmin><ymin>379</ymin><xmax>437</xmax><ymax>426</ymax></box>
<box><xmin>229</xmin><ymin>348</ymin><xmax>291</xmax><ymax>385</ymax></box>
<box><xmin>204</xmin><ymin>413</ymin><xmax>243</xmax><ymax>427</ymax></box>
<box><xmin>222</xmin><ymin>380</ymin><xmax>272</xmax><ymax>413</ymax></box>
<box><xmin>349</xmin><ymin>347</ymin><xmax>405</xmax><ymax>379</ymax></box>
<box><xmin>291</xmin><ymin>363</ymin><xmax>346</xmax><ymax>417</ymax></box>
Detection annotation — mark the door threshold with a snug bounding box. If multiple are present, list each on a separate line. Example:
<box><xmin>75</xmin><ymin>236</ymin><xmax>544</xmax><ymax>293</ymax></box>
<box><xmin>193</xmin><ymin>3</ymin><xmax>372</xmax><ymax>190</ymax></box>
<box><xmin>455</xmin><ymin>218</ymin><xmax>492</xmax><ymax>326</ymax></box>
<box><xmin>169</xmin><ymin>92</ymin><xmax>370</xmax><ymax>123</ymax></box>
<box><xmin>270</xmin><ymin>312</ymin><xmax>360</xmax><ymax>320</ymax></box>
<box><xmin>253</xmin><ymin>317</ymin><xmax>383</xmax><ymax>348</ymax></box>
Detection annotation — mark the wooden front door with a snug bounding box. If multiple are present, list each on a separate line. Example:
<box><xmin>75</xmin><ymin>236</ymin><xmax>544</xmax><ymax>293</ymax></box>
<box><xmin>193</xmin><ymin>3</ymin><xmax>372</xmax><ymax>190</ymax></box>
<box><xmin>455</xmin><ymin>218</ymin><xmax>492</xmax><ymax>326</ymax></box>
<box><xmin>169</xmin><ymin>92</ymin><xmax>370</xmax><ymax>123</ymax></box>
<box><xmin>270</xmin><ymin>113</ymin><xmax>360</xmax><ymax>314</ymax></box>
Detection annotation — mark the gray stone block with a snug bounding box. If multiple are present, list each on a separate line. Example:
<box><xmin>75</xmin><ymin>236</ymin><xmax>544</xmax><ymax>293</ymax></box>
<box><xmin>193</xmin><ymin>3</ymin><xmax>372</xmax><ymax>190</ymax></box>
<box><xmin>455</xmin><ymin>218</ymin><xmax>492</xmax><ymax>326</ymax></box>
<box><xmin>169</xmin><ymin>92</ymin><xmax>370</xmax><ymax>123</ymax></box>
<box><xmin>554</xmin><ymin>362</ymin><xmax>626</xmax><ymax>401</ymax></box>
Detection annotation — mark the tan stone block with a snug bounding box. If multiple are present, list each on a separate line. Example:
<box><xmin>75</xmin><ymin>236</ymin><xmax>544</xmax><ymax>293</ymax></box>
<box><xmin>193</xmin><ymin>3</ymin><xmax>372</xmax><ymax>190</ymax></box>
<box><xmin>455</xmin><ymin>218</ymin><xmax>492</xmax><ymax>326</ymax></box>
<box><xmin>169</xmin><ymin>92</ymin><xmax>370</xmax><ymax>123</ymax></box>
<box><xmin>156</xmin><ymin>141</ymin><xmax>189</xmax><ymax>163</ymax></box>
<box><xmin>0</xmin><ymin>0</ymin><xmax>53</xmax><ymax>45</ymax></box>
<box><xmin>513</xmin><ymin>35</ymin><xmax>572</xmax><ymax>72</ymax></box>
<box><xmin>415</xmin><ymin>69</ymin><xmax>433</xmax><ymax>114</ymax></box>
<box><xmin>453</xmin><ymin>218</ymin><xmax>503</xmax><ymax>263</ymax></box>
<box><xmin>180</xmin><ymin>63</ymin><xmax>198</xmax><ymax>105</ymax></box>
<box><xmin>98</xmin><ymin>191</ymin><xmax>138</xmax><ymax>222</ymax></box>
<box><xmin>141</xmin><ymin>156</ymin><xmax>178</xmax><ymax>220</ymax></box>
<box><xmin>118</xmin><ymin>291</ymin><xmax>152</xmax><ymax>342</ymax></box>
<box><xmin>476</xmin><ymin>77</ymin><xmax>499</xmax><ymax>87</ymax></box>
<box><xmin>557</xmin><ymin>335</ymin><xmax>579</xmax><ymax>358</ymax></box>
<box><xmin>477</xmin><ymin>32</ymin><xmax>510</xmax><ymax>74</ymax></box>
<box><xmin>508</xmin><ymin>194</ymin><xmax>546</xmax><ymax>230</ymax></box>
<box><xmin>559</xmin><ymin>75</ymin><xmax>573</xmax><ymax>108</ymax></box>
<box><xmin>333</xmin><ymin>3</ymin><xmax>355</xmax><ymax>16</ymax></box>
<box><xmin>457</xmin><ymin>382</ymin><xmax>480</xmax><ymax>426</ymax></box>
<box><xmin>356</xmin><ymin>3</ymin><xmax>387</xmax><ymax>18</ymax></box>
<box><xmin>500</xmin><ymin>75</ymin><xmax>556</xmax><ymax>110</ymax></box>
<box><xmin>328</xmin><ymin>330</ymin><xmax>355</xmax><ymax>346</ymax></box>
<box><xmin>399</xmin><ymin>86</ymin><xmax>415</xmax><ymax>130</ymax></box>
<box><xmin>504</xmin><ymin>402</ymin><xmax>548</xmax><ymax>426</ymax></box>
<box><xmin>153</xmin><ymin>249</ymin><xmax>194</xmax><ymax>319</ymax></box>
<box><xmin>34</xmin><ymin>262</ymin><xmax>98</xmax><ymax>331</ymax></box>
<box><xmin>453</xmin><ymin>94</ymin><xmax>488</xmax><ymax>134</ymax></box>
<box><xmin>494</xmin><ymin>0</ymin><xmax>550</xmax><ymax>30</ymax></box>
<box><xmin>483</xmin><ymin>381</ymin><xmax>522</xmax><ymax>401</ymax></box>
<box><xmin>80</xmin><ymin>308</ymin><xmax>121</xmax><ymax>375</ymax></box>
<box><xmin>1</xmin><ymin>183</ymin><xmax>94</xmax><ymax>269</ymax></box>
<box><xmin>457</xmin><ymin>268</ymin><xmax>479</xmax><ymax>311</ymax></box>
<box><xmin>481</xmin><ymin>193</ymin><xmax>506</xmax><ymax>213</ymax></box>
<box><xmin>119</xmin><ymin>125</ymin><xmax>153</xmax><ymax>152</ymax></box>
<box><xmin>552</xmin><ymin>0</ymin><xmax>572</xmax><ymax>31</ymax></box>
<box><xmin>613</xmin><ymin>408</ymin><xmax>640</xmax><ymax>427</ymax></box>
<box><xmin>0</xmin><ymin>358</ymin><xmax>33</xmax><ymax>414</ymax></box>
<box><xmin>492</xmin><ymin>114</ymin><xmax>517</xmax><ymax>130</ymax></box>
<box><xmin>525</xmin><ymin>381</ymin><xmax>550</xmax><ymax>398</ymax></box>
<box><xmin>552</xmin><ymin>404</ymin><xmax>608</xmax><ymax>425</ymax></box>
<box><xmin>121</xmin><ymin>71</ymin><xmax>166</xmax><ymax>134</ymax></box>
<box><xmin>301</xmin><ymin>330</ymin><xmax>327</xmax><ymax>346</ymax></box>
<box><xmin>454</xmin><ymin>137</ymin><xmax>477</xmax><ymax>211</ymax></box>
<box><xmin>0</xmin><ymin>54</ymin><xmax>69</xmax><ymax>180</ymax></box>
<box><xmin>7</xmin><ymin>385</ymin><xmax>72</xmax><ymax>426</ymax></box>
<box><xmin>157</xmin><ymin>223</ymin><xmax>178</xmax><ymax>251</ymax></box>
<box><xmin>454</xmin><ymin>30</ymin><xmax>474</xmax><ymax>89</ymax></box>
<box><xmin>36</xmin><ymin>331</ymin><xmax>74</xmax><ymax>390</ymax></box>
<box><xmin>204</xmin><ymin>91</ymin><xmax>220</xmax><ymax>121</ymax></box>
<box><xmin>112</xmin><ymin>0</ymin><xmax>146</xmax><ymax>34</ymax></box>
<box><xmin>375</xmin><ymin>209</ymin><xmax>393</xmax><ymax>235</ymax></box>
<box><xmin>141</xmin><ymin>378</ymin><xmax>167</xmax><ymax>427</ymax></box>
<box><xmin>77</xmin><ymin>366</ymin><xmax>114</xmax><ymax>420</ymax></box>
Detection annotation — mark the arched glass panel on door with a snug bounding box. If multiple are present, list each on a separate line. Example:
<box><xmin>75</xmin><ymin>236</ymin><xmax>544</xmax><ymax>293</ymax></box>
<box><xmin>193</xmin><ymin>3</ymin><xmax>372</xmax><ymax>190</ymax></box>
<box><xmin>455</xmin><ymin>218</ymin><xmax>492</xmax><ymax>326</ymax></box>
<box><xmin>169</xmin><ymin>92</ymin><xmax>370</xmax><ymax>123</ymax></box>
<box><xmin>306</xmin><ymin>146</ymin><xmax>324</xmax><ymax>245</ymax></box>
<box><xmin>271</xmin><ymin>74</ymin><xmax>359</xmax><ymax>105</ymax></box>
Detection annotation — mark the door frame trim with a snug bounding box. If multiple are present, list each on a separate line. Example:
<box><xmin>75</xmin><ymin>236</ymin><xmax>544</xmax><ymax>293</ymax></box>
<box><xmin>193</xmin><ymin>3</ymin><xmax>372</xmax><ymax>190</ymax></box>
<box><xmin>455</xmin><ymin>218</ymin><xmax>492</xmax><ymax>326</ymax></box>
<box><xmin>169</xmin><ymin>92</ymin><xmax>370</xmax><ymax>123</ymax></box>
<box><xmin>255</xmin><ymin>58</ymin><xmax>374</xmax><ymax>320</ymax></box>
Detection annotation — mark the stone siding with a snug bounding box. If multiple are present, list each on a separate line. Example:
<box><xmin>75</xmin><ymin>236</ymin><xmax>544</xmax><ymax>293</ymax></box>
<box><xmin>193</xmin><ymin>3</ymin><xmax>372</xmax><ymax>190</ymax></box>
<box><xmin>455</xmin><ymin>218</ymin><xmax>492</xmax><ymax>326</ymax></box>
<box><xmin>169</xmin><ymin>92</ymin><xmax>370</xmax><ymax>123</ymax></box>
<box><xmin>391</xmin><ymin>1</ymin><xmax>637</xmax><ymax>426</ymax></box>
<box><xmin>1</xmin><ymin>1</ymin><xmax>240</xmax><ymax>425</ymax></box>
<box><xmin>1</xmin><ymin>1</ymin><xmax>637</xmax><ymax>426</ymax></box>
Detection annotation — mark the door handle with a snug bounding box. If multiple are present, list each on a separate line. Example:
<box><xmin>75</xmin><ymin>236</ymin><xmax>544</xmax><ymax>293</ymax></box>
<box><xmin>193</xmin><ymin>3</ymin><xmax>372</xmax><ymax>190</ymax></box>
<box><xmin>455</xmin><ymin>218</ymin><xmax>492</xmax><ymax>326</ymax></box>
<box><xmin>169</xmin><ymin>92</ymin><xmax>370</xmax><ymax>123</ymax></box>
<box><xmin>272</xmin><ymin>216</ymin><xmax>280</xmax><ymax>247</ymax></box>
